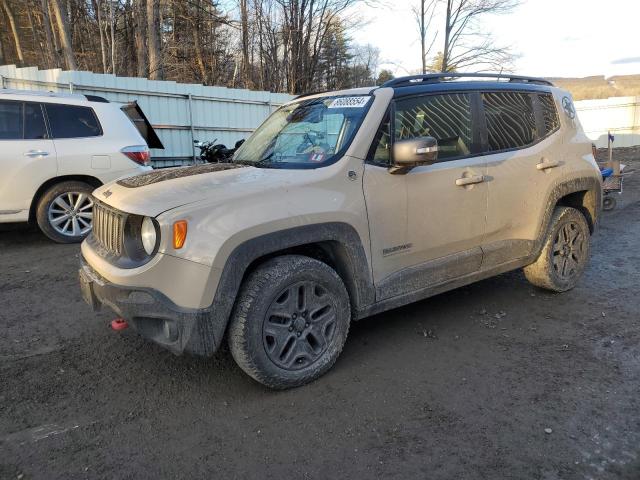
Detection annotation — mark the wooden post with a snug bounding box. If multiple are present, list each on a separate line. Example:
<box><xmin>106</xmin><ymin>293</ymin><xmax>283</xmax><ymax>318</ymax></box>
<box><xmin>608</xmin><ymin>131</ymin><xmax>620</xmax><ymax>176</ymax></box>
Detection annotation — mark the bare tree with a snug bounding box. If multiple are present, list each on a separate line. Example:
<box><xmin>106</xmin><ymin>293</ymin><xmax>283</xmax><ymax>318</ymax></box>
<box><xmin>108</xmin><ymin>0</ymin><xmax>116</xmax><ymax>74</ymax></box>
<box><xmin>0</xmin><ymin>0</ymin><xmax>379</xmax><ymax>93</ymax></box>
<box><xmin>40</xmin><ymin>0</ymin><xmax>59</xmax><ymax>68</ymax></box>
<box><xmin>50</xmin><ymin>0</ymin><xmax>77</xmax><ymax>69</ymax></box>
<box><xmin>146</xmin><ymin>0</ymin><xmax>163</xmax><ymax>79</ymax></box>
<box><xmin>413</xmin><ymin>0</ymin><xmax>437</xmax><ymax>74</ymax></box>
<box><xmin>441</xmin><ymin>0</ymin><xmax>518</xmax><ymax>72</ymax></box>
<box><xmin>192</xmin><ymin>0</ymin><xmax>208</xmax><ymax>84</ymax></box>
<box><xmin>2</xmin><ymin>0</ymin><xmax>24</xmax><ymax>65</ymax></box>
<box><xmin>90</xmin><ymin>0</ymin><xmax>108</xmax><ymax>73</ymax></box>
<box><xmin>47</xmin><ymin>0</ymin><xmax>61</xmax><ymax>60</ymax></box>
<box><xmin>133</xmin><ymin>0</ymin><xmax>147</xmax><ymax>77</ymax></box>
<box><xmin>0</xmin><ymin>26</ymin><xmax>5</xmax><ymax>65</ymax></box>
<box><xmin>239</xmin><ymin>0</ymin><xmax>251</xmax><ymax>87</ymax></box>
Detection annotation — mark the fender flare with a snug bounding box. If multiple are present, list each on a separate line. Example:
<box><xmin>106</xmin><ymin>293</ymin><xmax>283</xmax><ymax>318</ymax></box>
<box><xmin>209</xmin><ymin>222</ymin><xmax>375</xmax><ymax>332</ymax></box>
<box><xmin>534</xmin><ymin>175</ymin><xmax>602</xmax><ymax>255</ymax></box>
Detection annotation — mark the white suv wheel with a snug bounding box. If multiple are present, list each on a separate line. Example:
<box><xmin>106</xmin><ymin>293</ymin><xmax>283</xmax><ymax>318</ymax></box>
<box><xmin>48</xmin><ymin>191</ymin><xmax>94</xmax><ymax>237</ymax></box>
<box><xmin>36</xmin><ymin>181</ymin><xmax>96</xmax><ymax>244</ymax></box>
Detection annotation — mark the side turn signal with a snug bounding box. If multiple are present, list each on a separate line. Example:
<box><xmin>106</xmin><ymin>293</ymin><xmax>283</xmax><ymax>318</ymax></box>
<box><xmin>173</xmin><ymin>220</ymin><xmax>188</xmax><ymax>249</ymax></box>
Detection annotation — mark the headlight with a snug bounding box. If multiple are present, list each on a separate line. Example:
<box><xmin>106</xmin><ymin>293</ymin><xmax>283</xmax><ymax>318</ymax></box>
<box><xmin>141</xmin><ymin>216</ymin><xmax>158</xmax><ymax>255</ymax></box>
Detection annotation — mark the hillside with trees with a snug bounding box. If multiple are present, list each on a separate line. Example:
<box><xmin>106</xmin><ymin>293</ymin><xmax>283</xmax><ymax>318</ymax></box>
<box><xmin>551</xmin><ymin>75</ymin><xmax>640</xmax><ymax>101</ymax></box>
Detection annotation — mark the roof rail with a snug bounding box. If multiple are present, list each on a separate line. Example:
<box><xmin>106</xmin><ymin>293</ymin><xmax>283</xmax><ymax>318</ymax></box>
<box><xmin>381</xmin><ymin>73</ymin><xmax>553</xmax><ymax>88</ymax></box>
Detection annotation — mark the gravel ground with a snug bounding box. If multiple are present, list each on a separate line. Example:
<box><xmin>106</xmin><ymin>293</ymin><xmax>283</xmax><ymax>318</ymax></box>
<box><xmin>1</xmin><ymin>149</ymin><xmax>639</xmax><ymax>480</ymax></box>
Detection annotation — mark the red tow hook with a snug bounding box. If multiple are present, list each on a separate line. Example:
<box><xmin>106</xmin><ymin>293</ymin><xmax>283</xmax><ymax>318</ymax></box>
<box><xmin>110</xmin><ymin>318</ymin><xmax>129</xmax><ymax>331</ymax></box>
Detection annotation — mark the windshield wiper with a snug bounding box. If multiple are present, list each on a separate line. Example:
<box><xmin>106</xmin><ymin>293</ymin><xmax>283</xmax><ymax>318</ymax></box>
<box><xmin>253</xmin><ymin>151</ymin><xmax>277</xmax><ymax>166</ymax></box>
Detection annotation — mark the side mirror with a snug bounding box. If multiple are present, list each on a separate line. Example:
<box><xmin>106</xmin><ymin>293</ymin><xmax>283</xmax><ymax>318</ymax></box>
<box><xmin>391</xmin><ymin>136</ymin><xmax>438</xmax><ymax>172</ymax></box>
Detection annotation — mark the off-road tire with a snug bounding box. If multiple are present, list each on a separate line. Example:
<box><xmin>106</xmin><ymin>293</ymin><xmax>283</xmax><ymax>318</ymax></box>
<box><xmin>524</xmin><ymin>207</ymin><xmax>590</xmax><ymax>292</ymax></box>
<box><xmin>228</xmin><ymin>255</ymin><xmax>351</xmax><ymax>389</ymax></box>
<box><xmin>36</xmin><ymin>181</ymin><xmax>95</xmax><ymax>244</ymax></box>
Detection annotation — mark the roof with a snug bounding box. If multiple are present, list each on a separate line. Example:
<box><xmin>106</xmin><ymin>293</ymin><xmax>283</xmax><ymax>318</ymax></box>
<box><xmin>381</xmin><ymin>73</ymin><xmax>553</xmax><ymax>88</ymax></box>
<box><xmin>0</xmin><ymin>88</ymin><xmax>109</xmax><ymax>103</ymax></box>
<box><xmin>293</xmin><ymin>73</ymin><xmax>558</xmax><ymax>101</ymax></box>
<box><xmin>384</xmin><ymin>73</ymin><xmax>557</xmax><ymax>98</ymax></box>
<box><xmin>389</xmin><ymin>80</ymin><xmax>556</xmax><ymax>98</ymax></box>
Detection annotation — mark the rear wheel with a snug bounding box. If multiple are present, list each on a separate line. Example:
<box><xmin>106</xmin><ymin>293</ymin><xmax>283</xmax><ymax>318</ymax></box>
<box><xmin>524</xmin><ymin>206</ymin><xmax>590</xmax><ymax>292</ymax></box>
<box><xmin>36</xmin><ymin>181</ymin><xmax>95</xmax><ymax>243</ymax></box>
<box><xmin>228</xmin><ymin>255</ymin><xmax>351</xmax><ymax>389</ymax></box>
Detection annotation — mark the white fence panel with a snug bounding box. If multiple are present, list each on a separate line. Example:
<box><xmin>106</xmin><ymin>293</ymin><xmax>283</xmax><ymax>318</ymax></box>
<box><xmin>0</xmin><ymin>65</ymin><xmax>294</xmax><ymax>166</ymax></box>
<box><xmin>575</xmin><ymin>96</ymin><xmax>640</xmax><ymax>148</ymax></box>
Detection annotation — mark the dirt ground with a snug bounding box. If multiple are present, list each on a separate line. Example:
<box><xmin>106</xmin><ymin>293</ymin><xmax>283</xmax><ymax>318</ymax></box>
<box><xmin>1</xmin><ymin>149</ymin><xmax>639</xmax><ymax>480</ymax></box>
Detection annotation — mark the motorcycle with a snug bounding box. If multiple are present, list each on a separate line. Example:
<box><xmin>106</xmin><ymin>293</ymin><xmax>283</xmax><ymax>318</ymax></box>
<box><xmin>194</xmin><ymin>138</ymin><xmax>245</xmax><ymax>163</ymax></box>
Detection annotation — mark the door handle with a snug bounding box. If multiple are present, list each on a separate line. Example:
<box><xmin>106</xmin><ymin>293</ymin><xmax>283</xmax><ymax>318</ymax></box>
<box><xmin>455</xmin><ymin>174</ymin><xmax>484</xmax><ymax>186</ymax></box>
<box><xmin>24</xmin><ymin>150</ymin><xmax>50</xmax><ymax>158</ymax></box>
<box><xmin>536</xmin><ymin>159</ymin><xmax>560</xmax><ymax>170</ymax></box>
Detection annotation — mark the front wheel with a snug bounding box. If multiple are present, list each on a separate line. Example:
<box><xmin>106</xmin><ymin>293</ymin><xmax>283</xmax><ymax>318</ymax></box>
<box><xmin>524</xmin><ymin>206</ymin><xmax>591</xmax><ymax>292</ymax></box>
<box><xmin>228</xmin><ymin>255</ymin><xmax>351</xmax><ymax>389</ymax></box>
<box><xmin>36</xmin><ymin>181</ymin><xmax>95</xmax><ymax>243</ymax></box>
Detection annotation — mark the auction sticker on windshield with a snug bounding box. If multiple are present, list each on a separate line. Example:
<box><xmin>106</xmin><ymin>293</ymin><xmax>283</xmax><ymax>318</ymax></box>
<box><xmin>328</xmin><ymin>96</ymin><xmax>370</xmax><ymax>108</ymax></box>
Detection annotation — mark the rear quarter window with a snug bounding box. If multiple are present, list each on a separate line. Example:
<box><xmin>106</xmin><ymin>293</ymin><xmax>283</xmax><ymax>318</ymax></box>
<box><xmin>538</xmin><ymin>93</ymin><xmax>561</xmax><ymax>135</ymax></box>
<box><xmin>45</xmin><ymin>104</ymin><xmax>102</xmax><ymax>139</ymax></box>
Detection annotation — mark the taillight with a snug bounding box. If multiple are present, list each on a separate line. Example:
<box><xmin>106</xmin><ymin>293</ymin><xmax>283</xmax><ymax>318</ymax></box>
<box><xmin>121</xmin><ymin>145</ymin><xmax>151</xmax><ymax>166</ymax></box>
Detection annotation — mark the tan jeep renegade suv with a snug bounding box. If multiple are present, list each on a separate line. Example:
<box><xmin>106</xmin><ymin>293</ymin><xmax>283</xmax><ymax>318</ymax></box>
<box><xmin>79</xmin><ymin>73</ymin><xmax>602</xmax><ymax>389</ymax></box>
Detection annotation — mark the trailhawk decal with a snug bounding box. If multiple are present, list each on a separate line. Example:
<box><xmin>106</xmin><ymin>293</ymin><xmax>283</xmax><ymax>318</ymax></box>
<box><xmin>382</xmin><ymin>243</ymin><xmax>413</xmax><ymax>257</ymax></box>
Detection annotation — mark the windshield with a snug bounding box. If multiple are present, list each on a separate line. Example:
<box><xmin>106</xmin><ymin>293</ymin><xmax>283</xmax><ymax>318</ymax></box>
<box><xmin>233</xmin><ymin>95</ymin><xmax>372</xmax><ymax>168</ymax></box>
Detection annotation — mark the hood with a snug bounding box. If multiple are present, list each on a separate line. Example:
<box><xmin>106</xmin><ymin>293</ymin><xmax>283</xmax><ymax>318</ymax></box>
<box><xmin>93</xmin><ymin>163</ymin><xmax>309</xmax><ymax>217</ymax></box>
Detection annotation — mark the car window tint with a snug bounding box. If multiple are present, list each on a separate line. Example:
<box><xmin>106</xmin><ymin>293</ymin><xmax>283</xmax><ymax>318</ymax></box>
<box><xmin>24</xmin><ymin>103</ymin><xmax>47</xmax><ymax>139</ymax></box>
<box><xmin>45</xmin><ymin>104</ymin><xmax>102</xmax><ymax>138</ymax></box>
<box><xmin>369</xmin><ymin>110</ymin><xmax>391</xmax><ymax>165</ymax></box>
<box><xmin>539</xmin><ymin>93</ymin><xmax>560</xmax><ymax>135</ymax></box>
<box><xmin>483</xmin><ymin>92</ymin><xmax>537</xmax><ymax>151</ymax></box>
<box><xmin>395</xmin><ymin>93</ymin><xmax>473</xmax><ymax>160</ymax></box>
<box><xmin>0</xmin><ymin>101</ymin><xmax>23</xmax><ymax>140</ymax></box>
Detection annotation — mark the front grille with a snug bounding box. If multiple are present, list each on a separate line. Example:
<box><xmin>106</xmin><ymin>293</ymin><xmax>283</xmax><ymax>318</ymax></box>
<box><xmin>92</xmin><ymin>200</ymin><xmax>125</xmax><ymax>256</ymax></box>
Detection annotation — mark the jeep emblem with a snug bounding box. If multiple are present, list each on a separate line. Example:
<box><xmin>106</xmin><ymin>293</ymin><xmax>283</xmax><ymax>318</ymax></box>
<box><xmin>562</xmin><ymin>96</ymin><xmax>575</xmax><ymax>119</ymax></box>
<box><xmin>102</xmin><ymin>189</ymin><xmax>112</xmax><ymax>198</ymax></box>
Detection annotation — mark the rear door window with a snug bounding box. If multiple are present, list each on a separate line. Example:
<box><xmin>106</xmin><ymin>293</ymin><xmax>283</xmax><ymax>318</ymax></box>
<box><xmin>0</xmin><ymin>101</ymin><xmax>24</xmax><ymax>140</ymax></box>
<box><xmin>45</xmin><ymin>104</ymin><xmax>102</xmax><ymax>138</ymax></box>
<box><xmin>394</xmin><ymin>93</ymin><xmax>473</xmax><ymax>160</ymax></box>
<box><xmin>482</xmin><ymin>92</ymin><xmax>537</xmax><ymax>152</ymax></box>
<box><xmin>24</xmin><ymin>103</ymin><xmax>47</xmax><ymax>139</ymax></box>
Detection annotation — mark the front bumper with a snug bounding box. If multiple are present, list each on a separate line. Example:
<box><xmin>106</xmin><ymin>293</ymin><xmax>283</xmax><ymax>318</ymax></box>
<box><xmin>79</xmin><ymin>259</ymin><xmax>224</xmax><ymax>356</ymax></box>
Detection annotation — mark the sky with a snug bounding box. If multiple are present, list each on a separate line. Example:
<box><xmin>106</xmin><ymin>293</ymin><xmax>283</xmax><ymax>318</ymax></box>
<box><xmin>351</xmin><ymin>0</ymin><xmax>640</xmax><ymax>78</ymax></box>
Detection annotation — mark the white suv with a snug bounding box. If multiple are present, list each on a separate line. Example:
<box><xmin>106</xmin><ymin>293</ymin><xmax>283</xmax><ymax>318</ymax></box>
<box><xmin>0</xmin><ymin>89</ymin><xmax>161</xmax><ymax>243</ymax></box>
